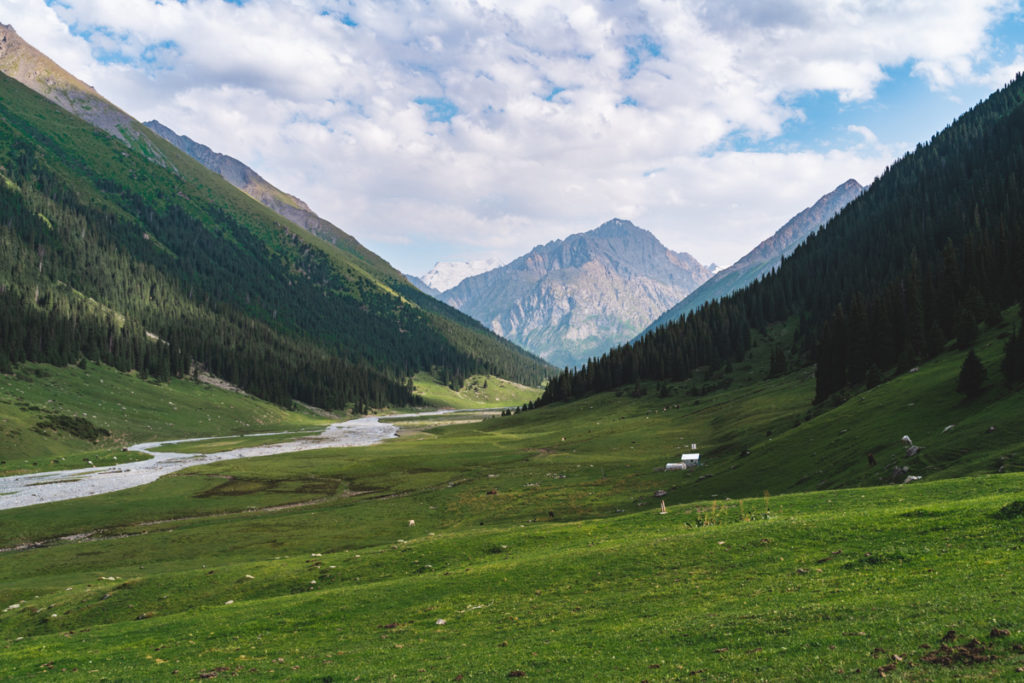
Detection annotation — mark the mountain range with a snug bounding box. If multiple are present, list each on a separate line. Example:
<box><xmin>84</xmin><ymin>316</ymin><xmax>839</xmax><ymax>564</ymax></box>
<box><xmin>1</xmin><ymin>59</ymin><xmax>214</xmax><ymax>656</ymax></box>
<box><xmin>143</xmin><ymin>120</ymin><xmax>505</xmax><ymax>303</ymax></box>
<box><xmin>641</xmin><ymin>178</ymin><xmax>865</xmax><ymax>336</ymax></box>
<box><xmin>441</xmin><ymin>219</ymin><xmax>714</xmax><ymax>368</ymax></box>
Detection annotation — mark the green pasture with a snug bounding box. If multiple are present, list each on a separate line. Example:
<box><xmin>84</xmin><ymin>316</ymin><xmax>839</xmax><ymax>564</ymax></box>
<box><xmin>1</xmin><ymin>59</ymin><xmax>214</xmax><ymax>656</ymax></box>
<box><xmin>412</xmin><ymin>373</ymin><xmax>543</xmax><ymax>409</ymax></box>
<box><xmin>0</xmin><ymin>468</ymin><xmax>1022</xmax><ymax>680</ymax></box>
<box><xmin>0</xmin><ymin>362</ymin><xmax>329</xmax><ymax>476</ymax></box>
<box><xmin>0</xmin><ymin>314</ymin><xmax>1022</xmax><ymax>679</ymax></box>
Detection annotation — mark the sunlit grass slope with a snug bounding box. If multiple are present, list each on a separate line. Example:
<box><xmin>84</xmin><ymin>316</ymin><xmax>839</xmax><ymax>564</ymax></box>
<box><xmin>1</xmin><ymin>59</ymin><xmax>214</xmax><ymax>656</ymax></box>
<box><xmin>412</xmin><ymin>372</ymin><xmax>543</xmax><ymax>409</ymax></box>
<box><xmin>0</xmin><ymin>362</ymin><xmax>328</xmax><ymax>476</ymax></box>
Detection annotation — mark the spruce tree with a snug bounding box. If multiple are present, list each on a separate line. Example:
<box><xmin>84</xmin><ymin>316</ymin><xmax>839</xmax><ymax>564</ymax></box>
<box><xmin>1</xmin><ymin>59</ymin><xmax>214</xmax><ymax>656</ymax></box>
<box><xmin>956</xmin><ymin>349</ymin><xmax>987</xmax><ymax>398</ymax></box>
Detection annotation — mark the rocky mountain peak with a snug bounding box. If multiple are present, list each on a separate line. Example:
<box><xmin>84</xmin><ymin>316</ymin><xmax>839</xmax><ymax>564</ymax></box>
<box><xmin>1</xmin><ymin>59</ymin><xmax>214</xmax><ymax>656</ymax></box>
<box><xmin>442</xmin><ymin>220</ymin><xmax>714</xmax><ymax>367</ymax></box>
<box><xmin>592</xmin><ymin>217</ymin><xmax>641</xmax><ymax>235</ymax></box>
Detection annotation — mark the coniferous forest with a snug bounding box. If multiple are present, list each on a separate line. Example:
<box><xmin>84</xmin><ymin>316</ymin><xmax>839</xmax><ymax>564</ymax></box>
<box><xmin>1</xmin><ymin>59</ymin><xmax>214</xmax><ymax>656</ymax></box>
<box><xmin>536</xmin><ymin>72</ymin><xmax>1024</xmax><ymax>407</ymax></box>
<box><xmin>0</xmin><ymin>72</ymin><xmax>552</xmax><ymax>410</ymax></box>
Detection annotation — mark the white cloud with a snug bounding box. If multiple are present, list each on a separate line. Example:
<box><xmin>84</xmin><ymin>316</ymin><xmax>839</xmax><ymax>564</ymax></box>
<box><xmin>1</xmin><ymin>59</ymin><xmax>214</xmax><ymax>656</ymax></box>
<box><xmin>2</xmin><ymin>0</ymin><xmax>1022</xmax><ymax>272</ymax></box>
<box><xmin>847</xmin><ymin>124</ymin><xmax>879</xmax><ymax>146</ymax></box>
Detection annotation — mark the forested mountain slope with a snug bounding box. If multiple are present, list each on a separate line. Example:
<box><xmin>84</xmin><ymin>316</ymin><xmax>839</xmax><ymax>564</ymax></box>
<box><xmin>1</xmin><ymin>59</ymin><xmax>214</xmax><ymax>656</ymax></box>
<box><xmin>143</xmin><ymin>120</ymin><xmax>397</xmax><ymax>279</ymax></box>
<box><xmin>641</xmin><ymin>179</ymin><xmax>864</xmax><ymax>336</ymax></box>
<box><xmin>537</xmin><ymin>73</ymin><xmax>1024</xmax><ymax>406</ymax></box>
<box><xmin>0</xmin><ymin>70</ymin><xmax>550</xmax><ymax>411</ymax></box>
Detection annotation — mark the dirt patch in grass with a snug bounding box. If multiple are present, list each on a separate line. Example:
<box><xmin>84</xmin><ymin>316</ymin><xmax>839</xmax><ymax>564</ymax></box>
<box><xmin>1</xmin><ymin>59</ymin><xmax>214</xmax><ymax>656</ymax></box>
<box><xmin>921</xmin><ymin>636</ymin><xmax>997</xmax><ymax>667</ymax></box>
<box><xmin>842</xmin><ymin>551</ymin><xmax>907</xmax><ymax>569</ymax></box>
<box><xmin>194</xmin><ymin>477</ymin><xmax>340</xmax><ymax>498</ymax></box>
<box><xmin>900</xmin><ymin>508</ymin><xmax>949</xmax><ymax>518</ymax></box>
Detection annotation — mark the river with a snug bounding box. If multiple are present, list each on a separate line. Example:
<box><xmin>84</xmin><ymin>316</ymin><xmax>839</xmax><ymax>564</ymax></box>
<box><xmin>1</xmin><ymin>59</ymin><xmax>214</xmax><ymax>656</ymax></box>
<box><xmin>0</xmin><ymin>414</ymin><xmax>416</xmax><ymax>510</ymax></box>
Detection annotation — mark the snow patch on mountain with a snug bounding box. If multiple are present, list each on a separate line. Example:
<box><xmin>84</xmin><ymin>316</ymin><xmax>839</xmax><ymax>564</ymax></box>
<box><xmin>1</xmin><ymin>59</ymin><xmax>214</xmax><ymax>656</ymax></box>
<box><xmin>421</xmin><ymin>258</ymin><xmax>504</xmax><ymax>292</ymax></box>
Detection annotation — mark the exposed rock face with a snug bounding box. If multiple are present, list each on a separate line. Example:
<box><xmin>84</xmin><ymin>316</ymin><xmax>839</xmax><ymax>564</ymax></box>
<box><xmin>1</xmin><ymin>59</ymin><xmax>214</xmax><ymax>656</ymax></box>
<box><xmin>642</xmin><ymin>179</ymin><xmax>865</xmax><ymax>336</ymax></box>
<box><xmin>442</xmin><ymin>219</ymin><xmax>713</xmax><ymax>367</ymax></box>
<box><xmin>0</xmin><ymin>23</ymin><xmax>150</xmax><ymax>147</ymax></box>
<box><xmin>144</xmin><ymin>120</ymin><xmax>389</xmax><ymax>270</ymax></box>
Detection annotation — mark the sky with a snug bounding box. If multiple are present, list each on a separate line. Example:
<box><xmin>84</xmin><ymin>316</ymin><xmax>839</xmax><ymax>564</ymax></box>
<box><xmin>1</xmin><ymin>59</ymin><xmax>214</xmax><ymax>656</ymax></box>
<box><xmin>5</xmin><ymin>0</ymin><xmax>1024</xmax><ymax>275</ymax></box>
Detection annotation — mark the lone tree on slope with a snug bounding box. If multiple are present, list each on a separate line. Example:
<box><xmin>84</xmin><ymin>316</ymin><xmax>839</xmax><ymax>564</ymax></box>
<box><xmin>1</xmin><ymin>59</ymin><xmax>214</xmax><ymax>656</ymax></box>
<box><xmin>956</xmin><ymin>349</ymin><xmax>987</xmax><ymax>398</ymax></box>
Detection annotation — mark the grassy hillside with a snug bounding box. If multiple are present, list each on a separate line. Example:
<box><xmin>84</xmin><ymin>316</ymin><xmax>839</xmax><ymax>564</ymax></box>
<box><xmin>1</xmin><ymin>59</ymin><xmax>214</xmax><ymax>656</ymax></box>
<box><xmin>411</xmin><ymin>372</ymin><xmax>543</xmax><ymax>409</ymax></box>
<box><xmin>0</xmin><ymin>362</ymin><xmax>328</xmax><ymax>476</ymax></box>
<box><xmin>1</xmin><ymin>308</ymin><xmax>1022</xmax><ymax>678</ymax></box>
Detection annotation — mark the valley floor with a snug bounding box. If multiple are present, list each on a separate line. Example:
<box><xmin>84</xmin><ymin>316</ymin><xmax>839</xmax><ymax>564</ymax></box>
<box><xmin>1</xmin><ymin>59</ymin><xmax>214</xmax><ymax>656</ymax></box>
<box><xmin>0</xmin><ymin>324</ymin><xmax>1022</xmax><ymax>679</ymax></box>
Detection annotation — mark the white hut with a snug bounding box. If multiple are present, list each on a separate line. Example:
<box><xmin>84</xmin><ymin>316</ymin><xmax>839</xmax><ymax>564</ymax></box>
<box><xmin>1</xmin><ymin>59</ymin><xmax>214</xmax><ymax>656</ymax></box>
<box><xmin>666</xmin><ymin>453</ymin><xmax>700</xmax><ymax>470</ymax></box>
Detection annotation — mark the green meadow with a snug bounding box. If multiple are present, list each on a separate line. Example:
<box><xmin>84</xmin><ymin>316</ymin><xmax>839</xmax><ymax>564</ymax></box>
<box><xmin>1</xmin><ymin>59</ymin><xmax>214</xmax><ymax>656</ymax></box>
<box><xmin>411</xmin><ymin>372</ymin><xmax>544</xmax><ymax>409</ymax></box>
<box><xmin>0</xmin><ymin>362</ymin><xmax>329</xmax><ymax>477</ymax></box>
<box><xmin>0</xmin><ymin>321</ymin><xmax>1022</xmax><ymax>679</ymax></box>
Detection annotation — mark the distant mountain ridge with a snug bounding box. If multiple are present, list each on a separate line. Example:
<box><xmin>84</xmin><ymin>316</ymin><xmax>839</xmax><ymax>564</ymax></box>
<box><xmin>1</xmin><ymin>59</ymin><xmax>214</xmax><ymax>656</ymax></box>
<box><xmin>641</xmin><ymin>179</ymin><xmax>864</xmax><ymax>336</ymax></box>
<box><xmin>420</xmin><ymin>258</ymin><xmax>504</xmax><ymax>293</ymax></box>
<box><xmin>443</xmin><ymin>219</ymin><xmax>714</xmax><ymax>367</ymax></box>
<box><xmin>404</xmin><ymin>273</ymin><xmax>443</xmax><ymax>298</ymax></box>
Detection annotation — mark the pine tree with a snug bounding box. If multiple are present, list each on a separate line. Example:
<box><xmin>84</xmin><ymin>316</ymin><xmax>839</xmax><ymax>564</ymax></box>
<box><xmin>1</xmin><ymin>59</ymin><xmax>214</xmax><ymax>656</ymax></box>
<box><xmin>956</xmin><ymin>349</ymin><xmax>987</xmax><ymax>398</ymax></box>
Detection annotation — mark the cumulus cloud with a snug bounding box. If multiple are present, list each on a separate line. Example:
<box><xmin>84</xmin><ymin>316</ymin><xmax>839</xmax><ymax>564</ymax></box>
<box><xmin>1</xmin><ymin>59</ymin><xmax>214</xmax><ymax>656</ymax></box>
<box><xmin>3</xmin><ymin>0</ymin><xmax>1022</xmax><ymax>272</ymax></box>
<box><xmin>847</xmin><ymin>125</ymin><xmax>879</xmax><ymax>146</ymax></box>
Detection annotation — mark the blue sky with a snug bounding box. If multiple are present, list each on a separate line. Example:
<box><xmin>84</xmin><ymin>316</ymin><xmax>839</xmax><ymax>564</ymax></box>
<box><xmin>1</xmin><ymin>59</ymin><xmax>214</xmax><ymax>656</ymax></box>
<box><xmin>8</xmin><ymin>0</ymin><xmax>1024</xmax><ymax>275</ymax></box>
